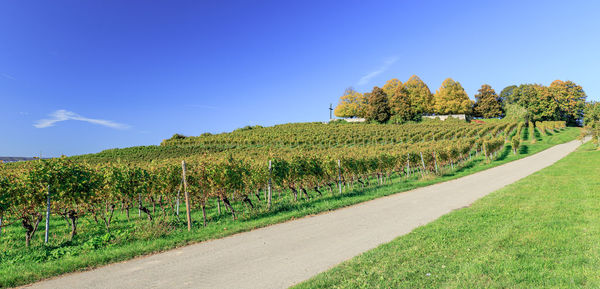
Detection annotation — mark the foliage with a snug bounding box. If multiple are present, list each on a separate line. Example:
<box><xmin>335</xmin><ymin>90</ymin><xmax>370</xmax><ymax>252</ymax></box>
<box><xmin>433</xmin><ymin>78</ymin><xmax>473</xmax><ymax>115</ymax></box>
<box><xmin>473</xmin><ymin>84</ymin><xmax>503</xmax><ymax>118</ymax></box>
<box><xmin>504</xmin><ymin>103</ymin><xmax>529</xmax><ymax>122</ymax></box>
<box><xmin>499</xmin><ymin>85</ymin><xmax>517</xmax><ymax>104</ymax></box>
<box><xmin>382</xmin><ymin>78</ymin><xmax>402</xmax><ymax>100</ymax></box>
<box><xmin>388</xmin><ymin>83</ymin><xmax>418</xmax><ymax>122</ymax></box>
<box><xmin>404</xmin><ymin>75</ymin><xmax>434</xmax><ymax>115</ymax></box>
<box><xmin>549</xmin><ymin>80</ymin><xmax>587</xmax><ymax>125</ymax></box>
<box><xmin>334</xmin><ymin>87</ymin><xmax>367</xmax><ymax>118</ymax></box>
<box><xmin>365</xmin><ymin>87</ymin><xmax>391</xmax><ymax>123</ymax></box>
<box><xmin>584</xmin><ymin>101</ymin><xmax>600</xmax><ymax>126</ymax></box>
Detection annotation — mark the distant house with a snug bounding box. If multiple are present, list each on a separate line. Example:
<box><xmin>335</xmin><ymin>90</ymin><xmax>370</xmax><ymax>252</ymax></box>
<box><xmin>423</xmin><ymin>114</ymin><xmax>467</xmax><ymax>121</ymax></box>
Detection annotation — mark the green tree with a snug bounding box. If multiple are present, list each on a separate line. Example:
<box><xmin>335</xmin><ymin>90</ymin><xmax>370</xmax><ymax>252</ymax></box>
<box><xmin>389</xmin><ymin>84</ymin><xmax>418</xmax><ymax>122</ymax></box>
<box><xmin>549</xmin><ymin>80</ymin><xmax>587</xmax><ymax>125</ymax></box>
<box><xmin>527</xmin><ymin>85</ymin><xmax>559</xmax><ymax>122</ymax></box>
<box><xmin>473</xmin><ymin>84</ymin><xmax>503</xmax><ymax>118</ymax></box>
<box><xmin>584</xmin><ymin>101</ymin><xmax>600</xmax><ymax>126</ymax></box>
<box><xmin>404</xmin><ymin>75</ymin><xmax>434</xmax><ymax>114</ymax></box>
<box><xmin>500</xmin><ymin>85</ymin><xmax>518</xmax><ymax>104</ymax></box>
<box><xmin>433</xmin><ymin>78</ymin><xmax>473</xmax><ymax>115</ymax></box>
<box><xmin>366</xmin><ymin>87</ymin><xmax>391</xmax><ymax>123</ymax></box>
<box><xmin>334</xmin><ymin>87</ymin><xmax>367</xmax><ymax>118</ymax></box>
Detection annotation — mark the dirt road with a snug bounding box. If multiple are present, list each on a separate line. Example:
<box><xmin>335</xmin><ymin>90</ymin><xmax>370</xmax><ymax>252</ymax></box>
<box><xmin>23</xmin><ymin>139</ymin><xmax>584</xmax><ymax>289</ymax></box>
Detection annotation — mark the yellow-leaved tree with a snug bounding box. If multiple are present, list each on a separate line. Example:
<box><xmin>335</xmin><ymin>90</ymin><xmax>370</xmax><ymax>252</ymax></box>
<box><xmin>334</xmin><ymin>87</ymin><xmax>367</xmax><ymax>118</ymax></box>
<box><xmin>549</xmin><ymin>80</ymin><xmax>587</xmax><ymax>125</ymax></box>
<box><xmin>404</xmin><ymin>75</ymin><xmax>434</xmax><ymax>114</ymax></box>
<box><xmin>382</xmin><ymin>78</ymin><xmax>402</xmax><ymax>100</ymax></box>
<box><xmin>433</xmin><ymin>78</ymin><xmax>473</xmax><ymax>115</ymax></box>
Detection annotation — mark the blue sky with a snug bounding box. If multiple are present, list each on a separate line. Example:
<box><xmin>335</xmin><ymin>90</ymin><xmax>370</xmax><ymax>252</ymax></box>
<box><xmin>1</xmin><ymin>0</ymin><xmax>599</xmax><ymax>157</ymax></box>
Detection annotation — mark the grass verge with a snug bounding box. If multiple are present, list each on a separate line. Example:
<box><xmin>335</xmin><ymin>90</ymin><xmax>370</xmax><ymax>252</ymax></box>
<box><xmin>294</xmin><ymin>136</ymin><xmax>598</xmax><ymax>288</ymax></box>
<box><xmin>0</xmin><ymin>127</ymin><xmax>579</xmax><ymax>288</ymax></box>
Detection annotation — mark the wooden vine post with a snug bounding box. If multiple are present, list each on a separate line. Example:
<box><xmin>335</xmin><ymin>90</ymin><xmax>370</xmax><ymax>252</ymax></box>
<box><xmin>44</xmin><ymin>185</ymin><xmax>51</xmax><ymax>244</ymax></box>
<box><xmin>267</xmin><ymin>160</ymin><xmax>273</xmax><ymax>209</ymax></box>
<box><xmin>337</xmin><ymin>159</ymin><xmax>342</xmax><ymax>194</ymax></box>
<box><xmin>406</xmin><ymin>153</ymin><xmax>411</xmax><ymax>177</ymax></box>
<box><xmin>433</xmin><ymin>152</ymin><xmax>439</xmax><ymax>174</ymax></box>
<box><xmin>181</xmin><ymin>160</ymin><xmax>192</xmax><ymax>231</ymax></box>
<box><xmin>419</xmin><ymin>152</ymin><xmax>426</xmax><ymax>176</ymax></box>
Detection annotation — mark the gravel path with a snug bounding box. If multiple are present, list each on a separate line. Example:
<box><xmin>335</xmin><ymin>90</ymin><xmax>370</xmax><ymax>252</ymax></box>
<box><xmin>22</xmin><ymin>139</ymin><xmax>584</xmax><ymax>289</ymax></box>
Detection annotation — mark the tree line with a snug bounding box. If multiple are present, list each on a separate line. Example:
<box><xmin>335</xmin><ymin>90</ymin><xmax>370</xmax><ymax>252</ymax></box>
<box><xmin>334</xmin><ymin>75</ymin><xmax>587</xmax><ymax>125</ymax></box>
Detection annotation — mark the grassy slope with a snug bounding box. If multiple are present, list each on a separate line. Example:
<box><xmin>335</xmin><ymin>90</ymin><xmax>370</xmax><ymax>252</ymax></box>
<box><xmin>295</xmin><ymin>137</ymin><xmax>598</xmax><ymax>289</ymax></box>
<box><xmin>0</xmin><ymin>127</ymin><xmax>578</xmax><ymax>288</ymax></box>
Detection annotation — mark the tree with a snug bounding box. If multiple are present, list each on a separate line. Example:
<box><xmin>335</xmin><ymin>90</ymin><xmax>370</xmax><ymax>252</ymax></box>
<box><xmin>334</xmin><ymin>87</ymin><xmax>367</xmax><ymax>118</ymax></box>
<box><xmin>366</xmin><ymin>87</ymin><xmax>391</xmax><ymax>123</ymax></box>
<box><xmin>473</xmin><ymin>84</ymin><xmax>503</xmax><ymax>118</ymax></box>
<box><xmin>584</xmin><ymin>101</ymin><xmax>600</xmax><ymax>126</ymax></box>
<box><xmin>389</xmin><ymin>84</ymin><xmax>418</xmax><ymax>122</ymax></box>
<box><xmin>549</xmin><ymin>80</ymin><xmax>587</xmax><ymax>125</ymax></box>
<box><xmin>433</xmin><ymin>78</ymin><xmax>473</xmax><ymax>115</ymax></box>
<box><xmin>500</xmin><ymin>85</ymin><xmax>518</xmax><ymax>104</ymax></box>
<box><xmin>382</xmin><ymin>78</ymin><xmax>402</xmax><ymax>100</ymax></box>
<box><xmin>404</xmin><ymin>75</ymin><xmax>434</xmax><ymax>114</ymax></box>
<box><xmin>527</xmin><ymin>85</ymin><xmax>559</xmax><ymax>122</ymax></box>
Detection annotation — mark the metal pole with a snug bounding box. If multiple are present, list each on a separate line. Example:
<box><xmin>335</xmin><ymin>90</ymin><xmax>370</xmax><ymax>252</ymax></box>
<box><xmin>45</xmin><ymin>185</ymin><xmax>50</xmax><ymax>244</ymax></box>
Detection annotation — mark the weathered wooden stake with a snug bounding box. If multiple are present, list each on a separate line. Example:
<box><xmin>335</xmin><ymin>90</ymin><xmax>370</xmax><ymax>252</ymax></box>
<box><xmin>420</xmin><ymin>152</ymin><xmax>426</xmax><ymax>175</ymax></box>
<box><xmin>406</xmin><ymin>153</ymin><xmax>411</xmax><ymax>177</ymax></box>
<box><xmin>433</xmin><ymin>152</ymin><xmax>439</xmax><ymax>174</ymax></box>
<box><xmin>267</xmin><ymin>160</ymin><xmax>273</xmax><ymax>209</ymax></box>
<box><xmin>182</xmin><ymin>160</ymin><xmax>192</xmax><ymax>231</ymax></box>
<box><xmin>337</xmin><ymin>159</ymin><xmax>342</xmax><ymax>194</ymax></box>
<box><xmin>44</xmin><ymin>185</ymin><xmax>50</xmax><ymax>244</ymax></box>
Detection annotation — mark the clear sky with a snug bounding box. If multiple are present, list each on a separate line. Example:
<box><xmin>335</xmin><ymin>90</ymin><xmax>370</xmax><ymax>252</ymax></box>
<box><xmin>1</xmin><ymin>0</ymin><xmax>599</xmax><ymax>157</ymax></box>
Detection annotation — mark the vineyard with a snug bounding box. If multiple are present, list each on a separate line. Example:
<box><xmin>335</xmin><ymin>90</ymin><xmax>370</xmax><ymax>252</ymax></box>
<box><xmin>0</xmin><ymin>120</ymin><xmax>570</xmax><ymax>287</ymax></box>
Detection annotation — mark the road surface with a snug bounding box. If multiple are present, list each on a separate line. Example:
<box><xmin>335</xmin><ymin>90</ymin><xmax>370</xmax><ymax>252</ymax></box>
<box><xmin>23</xmin><ymin>139</ymin><xmax>584</xmax><ymax>289</ymax></box>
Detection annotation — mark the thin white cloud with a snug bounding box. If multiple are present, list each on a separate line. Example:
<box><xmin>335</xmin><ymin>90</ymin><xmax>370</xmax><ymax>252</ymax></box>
<box><xmin>357</xmin><ymin>56</ymin><xmax>399</xmax><ymax>86</ymax></box>
<box><xmin>34</xmin><ymin>110</ymin><xmax>130</xmax><ymax>130</ymax></box>
<box><xmin>1</xmin><ymin>73</ymin><xmax>16</xmax><ymax>80</ymax></box>
<box><xmin>188</xmin><ymin>104</ymin><xmax>218</xmax><ymax>110</ymax></box>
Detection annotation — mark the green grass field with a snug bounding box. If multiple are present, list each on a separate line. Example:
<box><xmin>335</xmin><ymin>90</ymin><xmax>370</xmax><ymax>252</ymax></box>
<box><xmin>0</xmin><ymin>127</ymin><xmax>579</xmax><ymax>288</ymax></box>
<box><xmin>294</xmin><ymin>138</ymin><xmax>598</xmax><ymax>288</ymax></box>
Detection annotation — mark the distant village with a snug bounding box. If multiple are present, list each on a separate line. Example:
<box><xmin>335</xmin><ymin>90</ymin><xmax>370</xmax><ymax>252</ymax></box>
<box><xmin>0</xmin><ymin>157</ymin><xmax>37</xmax><ymax>163</ymax></box>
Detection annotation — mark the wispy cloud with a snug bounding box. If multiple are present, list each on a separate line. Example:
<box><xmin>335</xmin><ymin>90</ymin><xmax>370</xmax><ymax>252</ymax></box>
<box><xmin>187</xmin><ymin>104</ymin><xmax>218</xmax><ymax>110</ymax></box>
<box><xmin>34</xmin><ymin>110</ymin><xmax>130</xmax><ymax>129</ymax></box>
<box><xmin>357</xmin><ymin>57</ymin><xmax>399</xmax><ymax>86</ymax></box>
<box><xmin>1</xmin><ymin>73</ymin><xmax>16</xmax><ymax>80</ymax></box>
